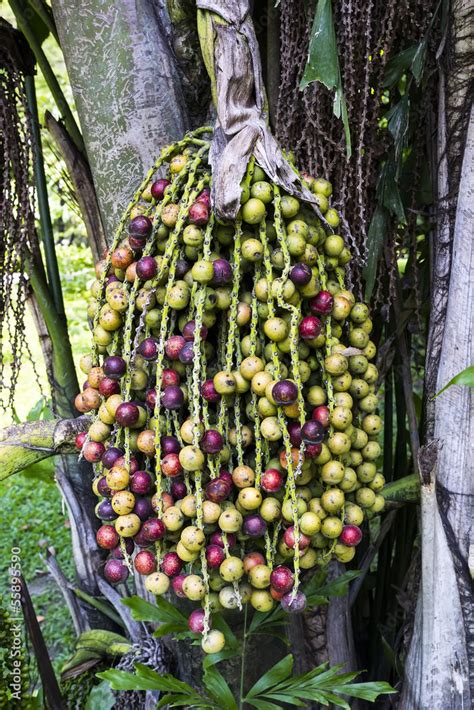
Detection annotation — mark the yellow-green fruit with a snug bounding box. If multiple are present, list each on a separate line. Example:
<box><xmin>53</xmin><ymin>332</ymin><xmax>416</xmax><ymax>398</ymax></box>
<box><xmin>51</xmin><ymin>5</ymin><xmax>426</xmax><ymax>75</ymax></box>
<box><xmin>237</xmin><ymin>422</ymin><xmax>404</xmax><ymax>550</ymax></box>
<box><xmin>111</xmin><ymin>491</ymin><xmax>135</xmax><ymax>515</ymax></box>
<box><xmin>176</xmin><ymin>541</ymin><xmax>199</xmax><ymax>562</ymax></box>
<box><xmin>300</xmin><ymin>511</ymin><xmax>321</xmax><ymax>535</ymax></box>
<box><xmin>114</xmin><ymin>514</ymin><xmax>141</xmax><ymax>537</ymax></box>
<box><xmin>145</xmin><ymin>572</ymin><xmax>170</xmax><ymax>595</ymax></box>
<box><xmin>321</xmin><ymin>460</ymin><xmax>345</xmax><ymax>485</ymax></box>
<box><xmin>218</xmin><ymin>509</ymin><xmax>243</xmax><ymax>533</ymax></box>
<box><xmin>249</xmin><ymin>564</ymin><xmax>271</xmax><ymax>589</ymax></box>
<box><xmin>250</xmin><ymin>589</ymin><xmax>275</xmax><ymax>612</ymax></box>
<box><xmin>219</xmin><ymin>556</ymin><xmax>244</xmax><ymax>582</ymax></box>
<box><xmin>321</xmin><ymin>516</ymin><xmax>343</xmax><ymax>538</ymax></box>
<box><xmin>202</xmin><ymin>629</ymin><xmax>226</xmax><ymax>654</ymax></box>
<box><xmin>183</xmin><ymin>574</ymin><xmax>206</xmax><ymax>601</ymax></box>
<box><xmin>237</xmin><ymin>487</ymin><xmax>262</xmax><ymax>510</ymax></box>
<box><xmin>180</xmin><ymin>525</ymin><xmax>206</xmax><ymax>551</ymax></box>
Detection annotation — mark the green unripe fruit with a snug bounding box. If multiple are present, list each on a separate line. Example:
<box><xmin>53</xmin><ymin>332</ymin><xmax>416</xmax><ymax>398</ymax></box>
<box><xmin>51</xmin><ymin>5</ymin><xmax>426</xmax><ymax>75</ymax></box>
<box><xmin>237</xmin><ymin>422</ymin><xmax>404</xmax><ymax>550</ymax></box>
<box><xmin>220</xmin><ymin>556</ymin><xmax>244</xmax><ymax>582</ymax></box>
<box><xmin>183</xmin><ymin>224</ymin><xmax>203</xmax><ymax>247</ymax></box>
<box><xmin>307</xmin><ymin>386</ymin><xmax>326</xmax><ymax>406</ymax></box>
<box><xmin>249</xmin><ymin>564</ymin><xmax>271</xmax><ymax>589</ymax></box>
<box><xmin>321</xmin><ymin>516</ymin><xmax>343</xmax><ymax>539</ymax></box>
<box><xmin>344</xmin><ymin>503</ymin><xmax>364</xmax><ymax>526</ymax></box>
<box><xmin>369</xmin><ymin>473</ymin><xmax>386</xmax><ymax>491</ymax></box>
<box><xmin>362</xmin><ymin>440</ymin><xmax>381</xmax><ymax>461</ymax></box>
<box><xmin>145</xmin><ymin>572</ymin><xmax>170</xmax><ymax>595</ymax></box>
<box><xmin>250</xmin><ymin>181</ymin><xmax>273</xmax><ymax>203</ymax></box>
<box><xmin>362</xmin><ymin>414</ymin><xmax>382</xmax><ymax>436</ymax></box>
<box><xmin>324</xmin><ymin>235</ymin><xmax>345</xmax><ymax>257</ymax></box>
<box><xmin>325</xmin><ymin>208</ymin><xmax>340</xmax><ymax>227</ymax></box>
<box><xmin>300</xmin><ymin>547</ymin><xmax>318</xmax><ymax>569</ymax></box>
<box><xmin>242</xmin><ymin>238</ymin><xmax>264</xmax><ymax>262</ymax></box>
<box><xmin>237</xmin><ymin>487</ymin><xmax>262</xmax><ymax>510</ymax></box>
<box><xmin>355</xmin><ymin>487</ymin><xmax>376</xmax><ymax>508</ymax></box>
<box><xmin>328</xmin><ymin>432</ymin><xmax>352</xmax><ymax>455</ymax></box>
<box><xmin>191</xmin><ymin>260</ymin><xmax>214</xmax><ymax>284</ymax></box>
<box><xmin>260</xmin><ymin>497</ymin><xmax>281</xmax><ymax>522</ymax></box>
<box><xmin>356</xmin><ymin>462</ymin><xmax>377</xmax><ymax>483</ymax></box>
<box><xmin>250</xmin><ymin>590</ymin><xmax>274</xmax><ymax>612</ymax></box>
<box><xmin>350</xmin><ymin>378</ymin><xmax>370</xmax><ymax>398</ymax></box>
<box><xmin>325</xmin><ymin>353</ymin><xmax>348</xmax><ymax>375</ymax></box>
<box><xmin>330</xmin><ymin>406</ymin><xmax>353</xmax><ymax>430</ymax></box>
<box><xmin>287</xmin><ymin>233</ymin><xmax>306</xmax><ymax>256</ymax></box>
<box><xmin>371</xmin><ymin>494</ymin><xmax>386</xmax><ymax>513</ymax></box>
<box><xmin>339</xmin><ymin>467</ymin><xmax>358</xmax><ymax>492</ymax></box>
<box><xmin>260</xmin><ymin>416</ymin><xmax>282</xmax><ymax>441</ymax></box>
<box><xmin>280</xmin><ymin>195</ymin><xmax>300</xmax><ymax>218</ymax></box>
<box><xmin>359</xmin><ymin>394</ymin><xmax>379</xmax><ymax>413</ymax></box>
<box><xmin>335</xmin><ymin>543</ymin><xmax>356</xmax><ymax>563</ymax></box>
<box><xmin>263</xmin><ymin>317</ymin><xmax>288</xmax><ymax>342</ymax></box>
<box><xmin>218</xmin><ymin>509</ymin><xmax>243</xmax><ymax>533</ymax></box>
<box><xmin>219</xmin><ymin>586</ymin><xmax>241</xmax><ymax>609</ymax></box>
<box><xmin>282</xmin><ymin>497</ymin><xmax>307</xmax><ymax>522</ymax></box>
<box><xmin>313</xmin><ymin>178</ymin><xmax>332</xmax><ymax>196</ymax></box>
<box><xmin>202</xmin><ymin>630</ymin><xmax>226</xmax><ymax>654</ymax></box>
<box><xmin>242</xmin><ymin>198</ymin><xmax>266</xmax><ymax>224</ymax></box>
<box><xmin>180</xmin><ymin>526</ymin><xmax>206</xmax><ymax>551</ymax></box>
<box><xmin>350</xmin><ymin>303</ymin><xmax>369</xmax><ymax>323</ymax></box>
<box><xmin>162</xmin><ymin>506</ymin><xmax>184</xmax><ymax>531</ymax></box>
<box><xmin>313</xmin><ymin>193</ymin><xmax>329</xmax><ymax>212</ymax></box>
<box><xmin>308</xmin><ymin>498</ymin><xmax>327</xmax><ymax>520</ymax></box>
<box><xmin>115</xmin><ymin>513</ymin><xmax>141</xmax><ymax>537</ymax></box>
<box><xmin>321</xmin><ymin>487</ymin><xmax>345</xmax><ymax>513</ymax></box>
<box><xmin>300</xmin><ymin>511</ymin><xmax>321</xmax><ymax>535</ymax></box>
<box><xmin>321</xmin><ymin>460</ymin><xmax>345</xmax><ymax>485</ymax></box>
<box><xmin>349</xmin><ymin>328</ymin><xmax>370</xmax><ymax>349</ymax></box>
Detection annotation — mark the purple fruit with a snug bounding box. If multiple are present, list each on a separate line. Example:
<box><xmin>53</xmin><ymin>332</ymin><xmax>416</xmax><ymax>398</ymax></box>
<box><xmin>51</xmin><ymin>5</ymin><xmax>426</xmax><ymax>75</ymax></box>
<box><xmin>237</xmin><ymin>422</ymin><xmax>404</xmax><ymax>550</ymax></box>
<box><xmin>97</xmin><ymin>476</ymin><xmax>112</xmax><ymax>497</ymax></box>
<box><xmin>133</xmin><ymin>529</ymin><xmax>153</xmax><ymax>547</ymax></box>
<box><xmin>136</xmin><ymin>256</ymin><xmax>157</xmax><ymax>281</ymax></box>
<box><xmin>280</xmin><ymin>590</ymin><xmax>307</xmax><ymax>613</ymax></box>
<box><xmin>96</xmin><ymin>499</ymin><xmax>117</xmax><ymax>521</ymax></box>
<box><xmin>101</xmin><ymin>446</ymin><xmax>124</xmax><ymax>470</ymax></box>
<box><xmin>134</xmin><ymin>497</ymin><xmax>153</xmax><ymax>520</ymax></box>
<box><xmin>103</xmin><ymin>356</ymin><xmax>126</xmax><ymax>380</ymax></box>
<box><xmin>175</xmin><ymin>259</ymin><xmax>191</xmax><ymax>278</ymax></box>
<box><xmin>287</xmin><ymin>422</ymin><xmax>302</xmax><ymax>448</ymax></box>
<box><xmin>310</xmin><ymin>290</ymin><xmax>334</xmax><ymax>315</ymax></box>
<box><xmin>138</xmin><ymin>337</ymin><xmax>158</xmax><ymax>360</ymax></box>
<box><xmin>301</xmin><ymin>420</ymin><xmax>325</xmax><ymax>445</ymax></box>
<box><xmin>129</xmin><ymin>215</ymin><xmax>152</xmax><ymax>238</ymax></box>
<box><xmin>212</xmin><ymin>258</ymin><xmax>232</xmax><ymax>285</ymax></box>
<box><xmin>161</xmin><ymin>385</ymin><xmax>184</xmax><ymax>410</ymax></box>
<box><xmin>130</xmin><ymin>470</ymin><xmax>153</xmax><ymax>495</ymax></box>
<box><xmin>171</xmin><ymin>479</ymin><xmax>187</xmax><ymax>499</ymax></box>
<box><xmin>182</xmin><ymin>320</ymin><xmax>208</xmax><ymax>342</ymax></box>
<box><xmin>115</xmin><ymin>402</ymin><xmax>140</xmax><ymax>427</ymax></box>
<box><xmin>206</xmin><ymin>544</ymin><xmax>225</xmax><ymax>568</ymax></box>
<box><xmin>206</xmin><ymin>478</ymin><xmax>230</xmax><ymax>503</ymax></box>
<box><xmin>165</xmin><ymin>336</ymin><xmax>186</xmax><ymax>360</ymax></box>
<box><xmin>243</xmin><ymin>514</ymin><xmax>267</xmax><ymax>538</ymax></box>
<box><xmin>201</xmin><ymin>429</ymin><xmax>224</xmax><ymax>454</ymax></box>
<box><xmin>178</xmin><ymin>342</ymin><xmax>195</xmax><ymax>365</ymax></box>
<box><xmin>151</xmin><ymin>178</ymin><xmax>170</xmax><ymax>201</ymax></box>
<box><xmin>110</xmin><ymin>539</ymin><xmax>134</xmax><ymax>559</ymax></box>
<box><xmin>160</xmin><ymin>435</ymin><xmax>181</xmax><ymax>455</ymax></box>
<box><xmin>289</xmin><ymin>263</ymin><xmax>312</xmax><ymax>286</ymax></box>
<box><xmin>272</xmin><ymin>380</ymin><xmax>298</xmax><ymax>406</ymax></box>
<box><xmin>141</xmin><ymin>518</ymin><xmax>166</xmax><ymax>542</ymax></box>
<box><xmin>299</xmin><ymin>316</ymin><xmax>321</xmax><ymax>340</ymax></box>
<box><xmin>103</xmin><ymin>559</ymin><xmax>129</xmax><ymax>584</ymax></box>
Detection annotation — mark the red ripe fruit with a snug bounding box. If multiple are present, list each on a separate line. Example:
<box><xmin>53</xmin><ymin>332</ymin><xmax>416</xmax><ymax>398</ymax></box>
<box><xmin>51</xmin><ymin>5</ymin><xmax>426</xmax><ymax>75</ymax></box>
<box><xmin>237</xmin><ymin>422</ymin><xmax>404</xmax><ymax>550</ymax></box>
<box><xmin>83</xmin><ymin>441</ymin><xmax>105</xmax><ymax>463</ymax></box>
<box><xmin>312</xmin><ymin>405</ymin><xmax>330</xmax><ymax>428</ymax></box>
<box><xmin>115</xmin><ymin>455</ymin><xmax>140</xmax><ymax>475</ymax></box>
<box><xmin>161</xmin><ymin>453</ymin><xmax>182</xmax><ymax>477</ymax></box>
<box><xmin>96</xmin><ymin>525</ymin><xmax>119</xmax><ymax>549</ymax></box>
<box><xmin>196</xmin><ymin>187</ymin><xmax>211</xmax><ymax>206</ymax></box>
<box><xmin>270</xmin><ymin>587</ymin><xmax>285</xmax><ymax>601</ymax></box>
<box><xmin>115</xmin><ymin>402</ymin><xmax>140</xmax><ymax>427</ymax></box>
<box><xmin>141</xmin><ymin>518</ymin><xmax>166</xmax><ymax>542</ymax></box>
<box><xmin>261</xmin><ymin>468</ymin><xmax>284</xmax><ymax>493</ymax></box>
<box><xmin>99</xmin><ymin>377</ymin><xmax>120</xmax><ymax>397</ymax></box>
<box><xmin>188</xmin><ymin>609</ymin><xmax>206</xmax><ymax>633</ymax></box>
<box><xmin>151</xmin><ymin>178</ymin><xmax>170</xmax><ymax>201</ymax></box>
<box><xmin>130</xmin><ymin>470</ymin><xmax>152</xmax><ymax>495</ymax></box>
<box><xmin>165</xmin><ymin>335</ymin><xmax>186</xmax><ymax>360</ymax></box>
<box><xmin>75</xmin><ymin>431</ymin><xmax>87</xmax><ymax>450</ymax></box>
<box><xmin>162</xmin><ymin>369</ymin><xmax>180</xmax><ymax>387</ymax></box>
<box><xmin>133</xmin><ymin>529</ymin><xmax>153</xmax><ymax>548</ymax></box>
<box><xmin>145</xmin><ymin>388</ymin><xmax>157</xmax><ymax>409</ymax></box>
<box><xmin>103</xmin><ymin>559</ymin><xmax>129</xmax><ymax>584</ymax></box>
<box><xmin>201</xmin><ymin>429</ymin><xmax>224</xmax><ymax>454</ymax></box>
<box><xmin>134</xmin><ymin>550</ymin><xmax>157</xmax><ymax>575</ymax></box>
<box><xmin>129</xmin><ymin>215</ymin><xmax>152</xmax><ymax>238</ymax></box>
<box><xmin>340</xmin><ymin>525</ymin><xmax>363</xmax><ymax>547</ymax></box>
<box><xmin>188</xmin><ymin>201</ymin><xmax>209</xmax><ymax>226</ymax></box>
<box><xmin>243</xmin><ymin>551</ymin><xmax>265</xmax><ymax>574</ymax></box>
<box><xmin>270</xmin><ymin>565</ymin><xmax>294</xmax><ymax>594</ymax></box>
<box><xmin>210</xmin><ymin>531</ymin><xmax>236</xmax><ymax>549</ymax></box>
<box><xmin>299</xmin><ymin>316</ymin><xmax>322</xmax><ymax>340</ymax></box>
<box><xmin>305</xmin><ymin>443</ymin><xmax>322</xmax><ymax>458</ymax></box>
<box><xmin>172</xmin><ymin>574</ymin><xmax>188</xmax><ymax>598</ymax></box>
<box><xmin>206</xmin><ymin>544</ymin><xmax>226</xmax><ymax>569</ymax></box>
<box><xmin>110</xmin><ymin>539</ymin><xmax>134</xmax><ymax>559</ymax></box>
<box><xmin>171</xmin><ymin>479</ymin><xmax>187</xmax><ymax>499</ymax></box>
<box><xmin>206</xmin><ymin>478</ymin><xmax>230</xmax><ymax>503</ymax></box>
<box><xmin>161</xmin><ymin>552</ymin><xmax>183</xmax><ymax>577</ymax></box>
<box><xmin>310</xmin><ymin>290</ymin><xmax>334</xmax><ymax>315</ymax></box>
<box><xmin>283</xmin><ymin>526</ymin><xmax>311</xmax><ymax>551</ymax></box>
<box><xmin>201</xmin><ymin>379</ymin><xmax>221</xmax><ymax>403</ymax></box>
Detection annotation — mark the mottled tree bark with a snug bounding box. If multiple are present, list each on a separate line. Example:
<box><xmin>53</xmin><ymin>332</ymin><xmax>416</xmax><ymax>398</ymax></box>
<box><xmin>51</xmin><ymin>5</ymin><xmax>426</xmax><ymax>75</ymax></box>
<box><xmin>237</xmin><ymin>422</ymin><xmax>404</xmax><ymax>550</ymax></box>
<box><xmin>51</xmin><ymin>0</ymin><xmax>190</xmax><ymax>242</ymax></box>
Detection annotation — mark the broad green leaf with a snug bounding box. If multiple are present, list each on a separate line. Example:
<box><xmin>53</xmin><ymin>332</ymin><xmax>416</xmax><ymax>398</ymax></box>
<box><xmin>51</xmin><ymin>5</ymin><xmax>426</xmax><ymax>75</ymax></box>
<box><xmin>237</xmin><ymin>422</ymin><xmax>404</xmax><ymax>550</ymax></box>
<box><xmin>331</xmin><ymin>680</ymin><xmax>397</xmax><ymax>701</ymax></box>
<box><xmin>305</xmin><ymin>569</ymin><xmax>360</xmax><ymax>601</ymax></box>
<box><xmin>204</xmin><ymin>665</ymin><xmax>238</xmax><ymax>710</ymax></box>
<box><xmin>433</xmin><ymin>365</ymin><xmax>474</xmax><ymax>398</ymax></box>
<box><xmin>26</xmin><ymin>398</ymin><xmax>54</xmax><ymax>421</ymax></box>
<box><xmin>121</xmin><ymin>595</ymin><xmax>187</xmax><ymax>625</ymax></box>
<box><xmin>386</xmin><ymin>96</ymin><xmax>409</xmax><ymax>160</ymax></box>
<box><xmin>363</xmin><ymin>204</ymin><xmax>389</xmax><ymax>300</ymax></box>
<box><xmin>300</xmin><ymin>0</ymin><xmax>339</xmax><ymax>90</ymax></box>
<box><xmin>203</xmin><ymin>648</ymin><xmax>240</xmax><ymax>669</ymax></box>
<box><xmin>97</xmin><ymin>669</ymin><xmax>163</xmax><ymax>691</ymax></box>
<box><xmin>411</xmin><ymin>38</ymin><xmax>427</xmax><ymax>83</ymax></box>
<box><xmin>152</xmin><ymin>622</ymin><xmax>189</xmax><ymax>638</ymax></box>
<box><xmin>76</xmin><ymin>629</ymin><xmax>130</xmax><ymax>653</ymax></box>
<box><xmin>377</xmin><ymin>160</ymin><xmax>406</xmax><ymax>222</ymax></box>
<box><xmin>382</xmin><ymin>46</ymin><xmax>417</xmax><ymax>88</ymax></box>
<box><xmin>300</xmin><ymin>0</ymin><xmax>352</xmax><ymax>157</ymax></box>
<box><xmin>84</xmin><ymin>681</ymin><xmax>115</xmax><ymax>710</ymax></box>
<box><xmin>246</xmin><ymin>700</ymin><xmax>285</xmax><ymax>710</ymax></box>
<box><xmin>245</xmin><ymin>655</ymin><xmax>293</xmax><ymax>699</ymax></box>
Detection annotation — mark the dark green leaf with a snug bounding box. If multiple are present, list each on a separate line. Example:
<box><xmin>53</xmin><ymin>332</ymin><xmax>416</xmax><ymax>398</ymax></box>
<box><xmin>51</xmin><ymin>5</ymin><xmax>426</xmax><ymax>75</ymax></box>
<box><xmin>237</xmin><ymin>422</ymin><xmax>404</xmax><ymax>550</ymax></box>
<box><xmin>203</xmin><ymin>648</ymin><xmax>240</xmax><ymax>669</ymax></box>
<box><xmin>364</xmin><ymin>204</ymin><xmax>389</xmax><ymax>300</ymax></box>
<box><xmin>121</xmin><ymin>595</ymin><xmax>187</xmax><ymax>625</ymax></box>
<box><xmin>84</xmin><ymin>681</ymin><xmax>115</xmax><ymax>710</ymax></box>
<box><xmin>331</xmin><ymin>680</ymin><xmax>397</xmax><ymax>701</ymax></box>
<box><xmin>203</xmin><ymin>665</ymin><xmax>238</xmax><ymax>710</ymax></box>
<box><xmin>300</xmin><ymin>0</ymin><xmax>339</xmax><ymax>90</ymax></box>
<box><xmin>152</xmin><ymin>622</ymin><xmax>189</xmax><ymax>638</ymax></box>
<box><xmin>96</xmin><ymin>669</ymin><xmax>162</xmax><ymax>691</ymax></box>
<box><xmin>246</xmin><ymin>655</ymin><xmax>293</xmax><ymax>699</ymax></box>
<box><xmin>211</xmin><ymin>613</ymin><xmax>239</xmax><ymax>649</ymax></box>
<box><xmin>433</xmin><ymin>365</ymin><xmax>474</xmax><ymax>398</ymax></box>
<box><xmin>382</xmin><ymin>46</ymin><xmax>417</xmax><ymax>88</ymax></box>
<box><xmin>305</xmin><ymin>569</ymin><xmax>360</xmax><ymax>601</ymax></box>
<box><xmin>411</xmin><ymin>38</ymin><xmax>427</xmax><ymax>83</ymax></box>
<box><xmin>386</xmin><ymin>96</ymin><xmax>409</xmax><ymax>160</ymax></box>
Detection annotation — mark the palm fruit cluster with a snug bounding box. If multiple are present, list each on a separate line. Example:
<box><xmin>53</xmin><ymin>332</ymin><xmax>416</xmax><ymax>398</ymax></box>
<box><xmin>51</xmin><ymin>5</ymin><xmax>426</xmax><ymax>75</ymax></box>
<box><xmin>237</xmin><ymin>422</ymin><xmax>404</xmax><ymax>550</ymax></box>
<box><xmin>76</xmin><ymin>127</ymin><xmax>385</xmax><ymax>654</ymax></box>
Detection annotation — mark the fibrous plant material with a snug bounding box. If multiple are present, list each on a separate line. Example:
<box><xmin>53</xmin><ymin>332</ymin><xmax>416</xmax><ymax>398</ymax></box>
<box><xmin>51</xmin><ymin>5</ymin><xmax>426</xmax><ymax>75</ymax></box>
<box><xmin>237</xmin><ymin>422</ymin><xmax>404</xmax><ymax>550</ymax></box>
<box><xmin>0</xmin><ymin>24</ymin><xmax>39</xmax><ymax>411</ymax></box>
<box><xmin>78</xmin><ymin>128</ymin><xmax>385</xmax><ymax>654</ymax></box>
<box><xmin>276</xmin><ymin>0</ymin><xmax>438</xmax><ymax>300</ymax></box>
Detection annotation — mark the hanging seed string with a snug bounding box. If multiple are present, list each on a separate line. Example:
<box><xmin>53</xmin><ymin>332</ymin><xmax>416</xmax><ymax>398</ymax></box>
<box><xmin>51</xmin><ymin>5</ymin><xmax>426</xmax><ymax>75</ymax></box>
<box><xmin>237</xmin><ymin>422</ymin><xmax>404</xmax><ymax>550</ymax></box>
<box><xmin>248</xmin><ymin>266</ymin><xmax>263</xmax><ymax>486</ymax></box>
<box><xmin>258</xmin><ymin>218</ymin><xmax>300</xmax><ymax>583</ymax></box>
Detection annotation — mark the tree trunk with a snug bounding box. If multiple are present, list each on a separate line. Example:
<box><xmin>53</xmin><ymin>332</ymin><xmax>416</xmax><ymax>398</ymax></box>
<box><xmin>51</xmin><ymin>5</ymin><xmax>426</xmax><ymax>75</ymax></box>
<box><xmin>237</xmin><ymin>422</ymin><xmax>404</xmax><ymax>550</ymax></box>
<box><xmin>51</xmin><ymin>0</ymin><xmax>190</xmax><ymax>242</ymax></box>
<box><xmin>400</xmin><ymin>82</ymin><xmax>474</xmax><ymax>710</ymax></box>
